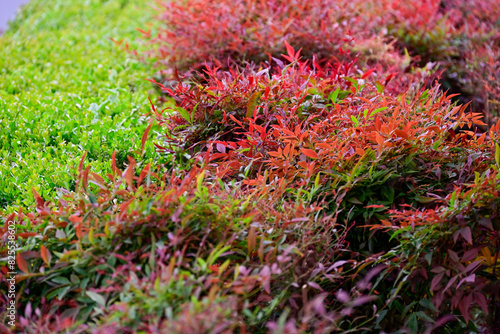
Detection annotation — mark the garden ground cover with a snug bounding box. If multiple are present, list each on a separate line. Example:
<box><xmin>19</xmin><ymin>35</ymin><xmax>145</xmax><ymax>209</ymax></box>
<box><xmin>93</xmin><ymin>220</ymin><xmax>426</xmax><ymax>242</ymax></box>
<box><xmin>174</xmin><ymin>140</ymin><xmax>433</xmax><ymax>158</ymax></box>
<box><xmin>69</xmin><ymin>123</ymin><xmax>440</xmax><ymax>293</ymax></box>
<box><xmin>0</xmin><ymin>0</ymin><xmax>161</xmax><ymax>210</ymax></box>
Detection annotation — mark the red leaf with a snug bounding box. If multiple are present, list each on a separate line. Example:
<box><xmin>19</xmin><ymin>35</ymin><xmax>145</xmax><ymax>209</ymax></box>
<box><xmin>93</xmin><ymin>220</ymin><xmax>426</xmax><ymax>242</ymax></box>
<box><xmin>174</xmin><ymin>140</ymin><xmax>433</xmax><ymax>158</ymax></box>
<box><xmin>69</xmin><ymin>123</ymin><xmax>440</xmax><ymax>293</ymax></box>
<box><xmin>263</xmin><ymin>86</ymin><xmax>271</xmax><ymax>99</ymax></box>
<box><xmin>137</xmin><ymin>163</ymin><xmax>151</xmax><ymax>187</ymax></box>
<box><xmin>90</xmin><ymin>172</ymin><xmax>107</xmax><ymax>190</ymax></box>
<box><xmin>459</xmin><ymin>293</ymin><xmax>472</xmax><ymax>323</ymax></box>
<box><xmin>362</xmin><ymin>68</ymin><xmax>376</xmax><ymax>79</ymax></box>
<box><xmin>32</xmin><ymin>188</ymin><xmax>44</xmax><ymax>208</ymax></box>
<box><xmin>375</xmin><ymin>116</ymin><xmax>382</xmax><ymax>131</ymax></box>
<box><xmin>465</xmin><ymin>260</ymin><xmax>482</xmax><ymax>274</ymax></box>
<box><xmin>112</xmin><ymin>151</ymin><xmax>122</xmax><ymax>177</ymax></box>
<box><xmin>284</xmin><ymin>40</ymin><xmax>295</xmax><ymax>59</ymax></box>
<box><xmin>141</xmin><ymin>123</ymin><xmax>153</xmax><ymax>154</ymax></box>
<box><xmin>78</xmin><ymin>151</ymin><xmax>87</xmax><ymax>175</ymax></box>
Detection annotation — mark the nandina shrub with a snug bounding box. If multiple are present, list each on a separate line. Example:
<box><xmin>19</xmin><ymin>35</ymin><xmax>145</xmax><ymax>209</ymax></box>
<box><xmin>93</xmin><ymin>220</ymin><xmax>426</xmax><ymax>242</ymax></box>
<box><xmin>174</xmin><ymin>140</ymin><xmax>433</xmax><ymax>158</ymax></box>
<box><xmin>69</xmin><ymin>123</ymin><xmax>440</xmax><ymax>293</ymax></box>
<box><xmin>464</xmin><ymin>43</ymin><xmax>500</xmax><ymax>126</ymax></box>
<box><xmin>388</xmin><ymin>0</ymin><xmax>500</xmax><ymax>125</ymax></box>
<box><xmin>142</xmin><ymin>0</ymin><xmax>500</xmax><ymax>127</ymax></box>
<box><xmin>149</xmin><ymin>47</ymin><xmax>500</xmax><ymax>331</ymax></box>
<box><xmin>150</xmin><ymin>45</ymin><xmax>431</xmax><ymax>159</ymax></box>
<box><xmin>0</xmin><ymin>153</ymin><xmax>383</xmax><ymax>333</ymax></box>
<box><xmin>368</xmin><ymin>147</ymin><xmax>500</xmax><ymax>332</ymax></box>
<box><xmin>144</xmin><ymin>0</ymin><xmax>412</xmax><ymax>77</ymax></box>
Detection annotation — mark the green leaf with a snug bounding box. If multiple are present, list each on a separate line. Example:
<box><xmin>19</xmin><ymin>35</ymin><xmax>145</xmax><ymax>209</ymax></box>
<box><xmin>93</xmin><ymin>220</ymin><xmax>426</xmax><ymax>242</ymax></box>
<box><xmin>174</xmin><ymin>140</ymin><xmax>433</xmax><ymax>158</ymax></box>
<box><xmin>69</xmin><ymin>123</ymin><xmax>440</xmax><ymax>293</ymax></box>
<box><xmin>51</xmin><ymin>276</ymin><xmax>71</xmax><ymax>286</ymax></box>
<box><xmin>495</xmin><ymin>143</ymin><xmax>499</xmax><ymax>166</ymax></box>
<box><xmin>424</xmin><ymin>252</ymin><xmax>433</xmax><ymax>265</ymax></box>
<box><xmin>351</xmin><ymin>115</ymin><xmax>359</xmax><ymax>127</ymax></box>
<box><xmin>405</xmin><ymin>313</ymin><xmax>418</xmax><ymax>334</ymax></box>
<box><xmin>376</xmin><ymin>81</ymin><xmax>384</xmax><ymax>93</ymax></box>
<box><xmin>344</xmin><ymin>77</ymin><xmax>359</xmax><ymax>91</ymax></box>
<box><xmin>191</xmin><ymin>103</ymin><xmax>199</xmax><ymax>124</ymax></box>
<box><xmin>86</xmin><ymin>291</ymin><xmax>106</xmax><ymax>307</ymax></box>
<box><xmin>329</xmin><ymin>88</ymin><xmax>340</xmax><ymax>104</ymax></box>
<box><xmin>246</xmin><ymin>91</ymin><xmax>263</xmax><ymax>118</ymax></box>
<box><xmin>419</xmin><ymin>299</ymin><xmax>436</xmax><ymax>311</ymax></box>
<box><xmin>149</xmin><ymin>232</ymin><xmax>156</xmax><ymax>270</ymax></box>
<box><xmin>375</xmin><ymin>309</ymin><xmax>388</xmax><ymax>327</ymax></box>
<box><xmin>389</xmin><ymin>226</ymin><xmax>412</xmax><ymax>242</ymax></box>
<box><xmin>369</xmin><ymin>107</ymin><xmax>388</xmax><ymax>117</ymax></box>
<box><xmin>175</xmin><ymin>106</ymin><xmax>193</xmax><ymax>125</ymax></box>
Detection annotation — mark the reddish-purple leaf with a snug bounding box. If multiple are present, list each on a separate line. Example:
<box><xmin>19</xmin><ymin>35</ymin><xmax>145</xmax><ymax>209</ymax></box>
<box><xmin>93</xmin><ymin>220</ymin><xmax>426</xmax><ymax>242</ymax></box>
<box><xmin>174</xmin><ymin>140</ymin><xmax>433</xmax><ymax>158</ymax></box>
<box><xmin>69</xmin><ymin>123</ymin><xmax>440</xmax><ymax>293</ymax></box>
<box><xmin>431</xmin><ymin>272</ymin><xmax>444</xmax><ymax>291</ymax></box>
<box><xmin>352</xmin><ymin>295</ymin><xmax>378</xmax><ymax>307</ymax></box>
<box><xmin>474</xmin><ymin>292</ymin><xmax>488</xmax><ymax>313</ymax></box>
<box><xmin>460</xmin><ymin>226</ymin><xmax>472</xmax><ymax>244</ymax></box>
<box><xmin>216</xmin><ymin>143</ymin><xmax>226</xmax><ymax>153</ymax></box>
<box><xmin>307</xmin><ymin>282</ymin><xmax>323</xmax><ymax>291</ymax></box>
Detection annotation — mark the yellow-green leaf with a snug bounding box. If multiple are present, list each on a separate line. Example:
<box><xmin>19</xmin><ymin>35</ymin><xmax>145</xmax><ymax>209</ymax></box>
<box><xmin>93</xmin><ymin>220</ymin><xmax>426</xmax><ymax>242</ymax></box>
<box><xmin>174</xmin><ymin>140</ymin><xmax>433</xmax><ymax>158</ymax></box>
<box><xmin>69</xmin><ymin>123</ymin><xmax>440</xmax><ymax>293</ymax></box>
<box><xmin>246</xmin><ymin>91</ymin><xmax>263</xmax><ymax>118</ymax></box>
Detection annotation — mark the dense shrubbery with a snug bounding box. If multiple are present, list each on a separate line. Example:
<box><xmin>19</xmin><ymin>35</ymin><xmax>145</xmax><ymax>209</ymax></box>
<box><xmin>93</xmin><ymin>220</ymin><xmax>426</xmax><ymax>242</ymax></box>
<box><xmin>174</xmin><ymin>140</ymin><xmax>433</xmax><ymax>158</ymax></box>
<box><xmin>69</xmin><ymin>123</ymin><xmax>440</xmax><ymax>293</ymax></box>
<box><xmin>144</xmin><ymin>0</ymin><xmax>500</xmax><ymax>125</ymax></box>
<box><xmin>2</xmin><ymin>0</ymin><xmax>500</xmax><ymax>333</ymax></box>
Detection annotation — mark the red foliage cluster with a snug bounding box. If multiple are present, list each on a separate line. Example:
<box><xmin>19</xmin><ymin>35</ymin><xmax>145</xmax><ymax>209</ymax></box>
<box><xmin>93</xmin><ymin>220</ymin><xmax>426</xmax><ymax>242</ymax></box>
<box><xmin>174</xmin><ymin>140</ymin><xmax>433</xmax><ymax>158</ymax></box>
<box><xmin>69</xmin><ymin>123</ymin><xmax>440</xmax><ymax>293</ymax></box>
<box><xmin>149</xmin><ymin>45</ymin><xmax>500</xmax><ymax>331</ymax></box>
<box><xmin>142</xmin><ymin>0</ymin><xmax>500</xmax><ymax>123</ymax></box>
<box><xmin>146</xmin><ymin>0</ymin><xmax>418</xmax><ymax>77</ymax></box>
<box><xmin>1</xmin><ymin>155</ymin><xmax>381</xmax><ymax>333</ymax></box>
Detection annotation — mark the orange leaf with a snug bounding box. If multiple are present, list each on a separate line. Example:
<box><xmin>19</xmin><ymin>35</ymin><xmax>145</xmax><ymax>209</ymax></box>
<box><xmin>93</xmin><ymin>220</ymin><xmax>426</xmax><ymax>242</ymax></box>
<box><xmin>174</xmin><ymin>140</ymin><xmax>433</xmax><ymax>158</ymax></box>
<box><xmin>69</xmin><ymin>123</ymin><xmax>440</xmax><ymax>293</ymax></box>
<box><xmin>381</xmin><ymin>220</ymin><xmax>392</xmax><ymax>227</ymax></box>
<box><xmin>301</xmin><ymin>148</ymin><xmax>319</xmax><ymax>159</ymax></box>
<box><xmin>297</xmin><ymin>161</ymin><xmax>308</xmax><ymax>169</ymax></box>
<box><xmin>375</xmin><ymin>116</ymin><xmax>382</xmax><ymax>131</ymax></box>
<box><xmin>365</xmin><ymin>204</ymin><xmax>386</xmax><ymax>209</ymax></box>
<box><xmin>394</xmin><ymin>129</ymin><xmax>409</xmax><ymax>140</ymax></box>
<box><xmin>477</xmin><ymin>132</ymin><xmax>486</xmax><ymax>145</ymax></box>
<box><xmin>124</xmin><ymin>156</ymin><xmax>136</xmax><ymax>190</ymax></box>
<box><xmin>268</xmin><ymin>151</ymin><xmax>282</xmax><ymax>158</ymax></box>
<box><xmin>355</xmin><ymin>148</ymin><xmax>365</xmax><ymax>156</ymax></box>
<box><xmin>375</xmin><ymin>132</ymin><xmax>384</xmax><ymax>146</ymax></box>
<box><xmin>17</xmin><ymin>253</ymin><xmax>29</xmax><ymax>274</ymax></box>
<box><xmin>141</xmin><ymin>123</ymin><xmax>153</xmax><ymax>154</ymax></box>
<box><xmin>40</xmin><ymin>245</ymin><xmax>52</xmax><ymax>266</ymax></box>
<box><xmin>75</xmin><ymin>223</ymin><xmax>82</xmax><ymax>239</ymax></box>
